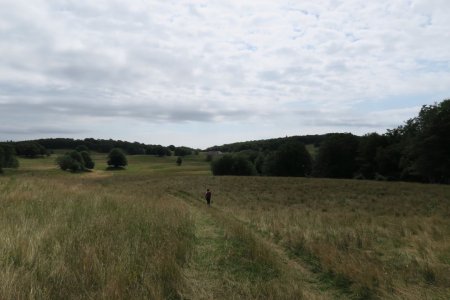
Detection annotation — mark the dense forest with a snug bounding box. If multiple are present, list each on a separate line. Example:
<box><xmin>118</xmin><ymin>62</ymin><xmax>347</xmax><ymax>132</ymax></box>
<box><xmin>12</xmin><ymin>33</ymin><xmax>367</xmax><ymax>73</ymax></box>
<box><xmin>209</xmin><ymin>99</ymin><xmax>450</xmax><ymax>184</ymax></box>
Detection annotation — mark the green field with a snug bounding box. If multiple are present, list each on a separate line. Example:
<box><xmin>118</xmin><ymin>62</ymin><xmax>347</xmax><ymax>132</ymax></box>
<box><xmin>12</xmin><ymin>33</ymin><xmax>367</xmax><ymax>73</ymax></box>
<box><xmin>0</xmin><ymin>153</ymin><xmax>449</xmax><ymax>299</ymax></box>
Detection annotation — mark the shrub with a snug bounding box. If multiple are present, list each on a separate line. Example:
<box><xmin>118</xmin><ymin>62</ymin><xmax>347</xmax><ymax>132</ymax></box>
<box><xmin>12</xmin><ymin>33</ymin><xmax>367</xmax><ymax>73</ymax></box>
<box><xmin>57</xmin><ymin>150</ymin><xmax>94</xmax><ymax>172</ymax></box>
<box><xmin>57</xmin><ymin>155</ymin><xmax>82</xmax><ymax>172</ymax></box>
<box><xmin>80</xmin><ymin>151</ymin><xmax>95</xmax><ymax>169</ymax></box>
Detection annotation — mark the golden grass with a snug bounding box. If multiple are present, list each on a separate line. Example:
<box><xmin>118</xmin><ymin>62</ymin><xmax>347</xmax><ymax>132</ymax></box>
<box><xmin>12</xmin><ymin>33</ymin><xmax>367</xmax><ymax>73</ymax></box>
<box><xmin>171</xmin><ymin>176</ymin><xmax>450</xmax><ymax>299</ymax></box>
<box><xmin>0</xmin><ymin>174</ymin><xmax>194</xmax><ymax>299</ymax></box>
<box><xmin>1</xmin><ymin>155</ymin><xmax>449</xmax><ymax>299</ymax></box>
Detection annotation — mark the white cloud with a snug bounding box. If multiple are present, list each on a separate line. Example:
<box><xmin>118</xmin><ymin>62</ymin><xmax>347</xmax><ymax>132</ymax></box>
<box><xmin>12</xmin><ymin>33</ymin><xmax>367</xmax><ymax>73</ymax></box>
<box><xmin>0</xmin><ymin>0</ymin><xmax>449</xmax><ymax>147</ymax></box>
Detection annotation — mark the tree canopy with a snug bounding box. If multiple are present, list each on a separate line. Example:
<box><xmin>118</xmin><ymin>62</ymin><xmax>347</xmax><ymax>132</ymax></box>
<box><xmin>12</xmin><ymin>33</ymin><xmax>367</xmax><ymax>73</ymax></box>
<box><xmin>107</xmin><ymin>148</ymin><xmax>128</xmax><ymax>168</ymax></box>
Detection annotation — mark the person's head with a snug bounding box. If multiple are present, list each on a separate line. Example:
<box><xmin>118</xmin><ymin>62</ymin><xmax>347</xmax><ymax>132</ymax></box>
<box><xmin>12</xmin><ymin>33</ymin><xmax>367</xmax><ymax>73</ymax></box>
<box><xmin>207</xmin><ymin>189</ymin><xmax>210</xmax><ymax>191</ymax></box>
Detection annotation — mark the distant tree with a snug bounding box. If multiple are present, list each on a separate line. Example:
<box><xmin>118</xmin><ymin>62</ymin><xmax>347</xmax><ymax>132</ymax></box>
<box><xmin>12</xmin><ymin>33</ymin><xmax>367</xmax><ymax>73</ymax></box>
<box><xmin>153</xmin><ymin>145</ymin><xmax>171</xmax><ymax>157</ymax></box>
<box><xmin>0</xmin><ymin>147</ymin><xmax>4</xmax><ymax>173</ymax></box>
<box><xmin>57</xmin><ymin>151</ymin><xmax>85</xmax><ymax>172</ymax></box>
<box><xmin>254</xmin><ymin>153</ymin><xmax>265</xmax><ymax>175</ymax></box>
<box><xmin>237</xmin><ymin>150</ymin><xmax>259</xmax><ymax>163</ymax></box>
<box><xmin>174</xmin><ymin>147</ymin><xmax>192</xmax><ymax>156</ymax></box>
<box><xmin>176</xmin><ymin>156</ymin><xmax>182</xmax><ymax>166</ymax></box>
<box><xmin>263</xmin><ymin>141</ymin><xmax>312</xmax><ymax>177</ymax></box>
<box><xmin>0</xmin><ymin>144</ymin><xmax>19</xmax><ymax>169</ymax></box>
<box><xmin>75</xmin><ymin>145</ymin><xmax>89</xmax><ymax>152</ymax></box>
<box><xmin>375</xmin><ymin>143</ymin><xmax>403</xmax><ymax>180</ymax></box>
<box><xmin>80</xmin><ymin>151</ymin><xmax>95</xmax><ymax>169</ymax></box>
<box><xmin>57</xmin><ymin>155</ymin><xmax>80</xmax><ymax>172</ymax></box>
<box><xmin>231</xmin><ymin>155</ymin><xmax>257</xmax><ymax>176</ymax></box>
<box><xmin>313</xmin><ymin>133</ymin><xmax>359</xmax><ymax>178</ymax></box>
<box><xmin>356</xmin><ymin>133</ymin><xmax>387</xmax><ymax>179</ymax></box>
<box><xmin>205</xmin><ymin>153</ymin><xmax>214</xmax><ymax>162</ymax></box>
<box><xmin>211</xmin><ymin>154</ymin><xmax>256</xmax><ymax>176</ymax></box>
<box><xmin>401</xmin><ymin>99</ymin><xmax>450</xmax><ymax>183</ymax></box>
<box><xmin>211</xmin><ymin>154</ymin><xmax>234</xmax><ymax>175</ymax></box>
<box><xmin>168</xmin><ymin>145</ymin><xmax>176</xmax><ymax>151</ymax></box>
<box><xmin>107</xmin><ymin>148</ymin><xmax>127</xmax><ymax>168</ymax></box>
<box><xmin>15</xmin><ymin>142</ymin><xmax>47</xmax><ymax>158</ymax></box>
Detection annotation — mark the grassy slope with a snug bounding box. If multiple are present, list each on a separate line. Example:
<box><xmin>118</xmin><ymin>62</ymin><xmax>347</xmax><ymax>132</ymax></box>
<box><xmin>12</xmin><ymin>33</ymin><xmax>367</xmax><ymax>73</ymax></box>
<box><xmin>0</xmin><ymin>153</ymin><xmax>449</xmax><ymax>299</ymax></box>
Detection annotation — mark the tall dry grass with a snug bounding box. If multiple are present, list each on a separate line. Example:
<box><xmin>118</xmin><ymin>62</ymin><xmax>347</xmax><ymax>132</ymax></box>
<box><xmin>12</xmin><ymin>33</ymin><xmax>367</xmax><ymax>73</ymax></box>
<box><xmin>173</xmin><ymin>176</ymin><xmax>450</xmax><ymax>299</ymax></box>
<box><xmin>0</xmin><ymin>174</ymin><xmax>194</xmax><ymax>299</ymax></box>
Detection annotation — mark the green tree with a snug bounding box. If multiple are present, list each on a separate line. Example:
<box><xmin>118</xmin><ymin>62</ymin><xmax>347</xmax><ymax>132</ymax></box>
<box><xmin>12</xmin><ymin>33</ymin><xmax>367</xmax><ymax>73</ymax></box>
<box><xmin>15</xmin><ymin>142</ymin><xmax>47</xmax><ymax>158</ymax></box>
<box><xmin>231</xmin><ymin>155</ymin><xmax>257</xmax><ymax>176</ymax></box>
<box><xmin>56</xmin><ymin>151</ymin><xmax>85</xmax><ymax>172</ymax></box>
<box><xmin>75</xmin><ymin>145</ymin><xmax>89</xmax><ymax>152</ymax></box>
<box><xmin>57</xmin><ymin>155</ymin><xmax>81</xmax><ymax>172</ymax></box>
<box><xmin>264</xmin><ymin>141</ymin><xmax>312</xmax><ymax>177</ymax></box>
<box><xmin>313</xmin><ymin>133</ymin><xmax>359</xmax><ymax>178</ymax></box>
<box><xmin>211</xmin><ymin>154</ymin><xmax>256</xmax><ymax>176</ymax></box>
<box><xmin>174</xmin><ymin>147</ymin><xmax>192</xmax><ymax>156</ymax></box>
<box><xmin>107</xmin><ymin>148</ymin><xmax>127</xmax><ymax>168</ymax></box>
<box><xmin>0</xmin><ymin>147</ymin><xmax>4</xmax><ymax>173</ymax></box>
<box><xmin>0</xmin><ymin>144</ymin><xmax>19</xmax><ymax>169</ymax></box>
<box><xmin>211</xmin><ymin>155</ymin><xmax>234</xmax><ymax>175</ymax></box>
<box><xmin>402</xmin><ymin>100</ymin><xmax>450</xmax><ymax>183</ymax></box>
<box><xmin>80</xmin><ymin>151</ymin><xmax>95</xmax><ymax>169</ymax></box>
<box><xmin>356</xmin><ymin>133</ymin><xmax>387</xmax><ymax>179</ymax></box>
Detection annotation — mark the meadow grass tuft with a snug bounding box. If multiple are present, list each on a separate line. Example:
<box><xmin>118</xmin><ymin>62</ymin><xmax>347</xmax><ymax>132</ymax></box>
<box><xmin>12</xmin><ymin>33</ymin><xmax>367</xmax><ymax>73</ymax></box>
<box><xmin>0</xmin><ymin>171</ymin><xmax>194</xmax><ymax>299</ymax></box>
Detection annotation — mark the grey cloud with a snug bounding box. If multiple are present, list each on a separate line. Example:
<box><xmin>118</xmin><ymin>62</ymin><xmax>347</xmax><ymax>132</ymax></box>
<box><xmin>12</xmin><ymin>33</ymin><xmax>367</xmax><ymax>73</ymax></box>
<box><xmin>0</xmin><ymin>126</ymin><xmax>87</xmax><ymax>135</ymax></box>
<box><xmin>0</xmin><ymin>0</ymin><xmax>449</xmax><ymax>145</ymax></box>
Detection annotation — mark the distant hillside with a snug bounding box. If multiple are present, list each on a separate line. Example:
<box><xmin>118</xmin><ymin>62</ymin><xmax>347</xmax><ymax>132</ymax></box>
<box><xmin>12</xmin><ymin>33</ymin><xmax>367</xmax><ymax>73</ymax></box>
<box><xmin>9</xmin><ymin>138</ymin><xmax>195</xmax><ymax>157</ymax></box>
<box><xmin>205</xmin><ymin>134</ymin><xmax>331</xmax><ymax>153</ymax></box>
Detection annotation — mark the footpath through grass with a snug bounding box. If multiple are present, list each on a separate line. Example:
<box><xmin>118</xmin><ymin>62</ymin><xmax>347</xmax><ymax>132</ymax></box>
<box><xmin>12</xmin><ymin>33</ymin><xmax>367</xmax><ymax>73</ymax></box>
<box><xmin>174</xmin><ymin>192</ymin><xmax>335</xmax><ymax>300</ymax></box>
<box><xmin>1</xmin><ymin>154</ymin><xmax>449</xmax><ymax>299</ymax></box>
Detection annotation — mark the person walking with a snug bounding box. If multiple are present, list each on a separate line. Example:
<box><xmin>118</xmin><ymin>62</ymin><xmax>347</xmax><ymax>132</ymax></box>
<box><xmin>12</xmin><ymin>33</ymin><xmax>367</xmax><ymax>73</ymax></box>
<box><xmin>205</xmin><ymin>189</ymin><xmax>212</xmax><ymax>206</ymax></box>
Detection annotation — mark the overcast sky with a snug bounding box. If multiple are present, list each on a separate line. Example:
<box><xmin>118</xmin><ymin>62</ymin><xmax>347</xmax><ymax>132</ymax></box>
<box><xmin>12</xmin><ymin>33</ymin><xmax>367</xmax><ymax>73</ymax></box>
<box><xmin>1</xmin><ymin>0</ymin><xmax>449</xmax><ymax>148</ymax></box>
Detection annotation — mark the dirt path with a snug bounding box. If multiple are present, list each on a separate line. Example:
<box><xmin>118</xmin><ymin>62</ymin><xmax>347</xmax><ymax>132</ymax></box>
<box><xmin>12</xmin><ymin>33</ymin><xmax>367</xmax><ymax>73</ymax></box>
<box><xmin>173</xmin><ymin>194</ymin><xmax>341</xmax><ymax>299</ymax></box>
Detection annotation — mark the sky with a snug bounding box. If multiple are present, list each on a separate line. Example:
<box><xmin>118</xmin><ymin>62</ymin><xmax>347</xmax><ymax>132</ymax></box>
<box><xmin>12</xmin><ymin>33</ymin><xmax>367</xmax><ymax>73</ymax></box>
<box><xmin>1</xmin><ymin>0</ymin><xmax>450</xmax><ymax>149</ymax></box>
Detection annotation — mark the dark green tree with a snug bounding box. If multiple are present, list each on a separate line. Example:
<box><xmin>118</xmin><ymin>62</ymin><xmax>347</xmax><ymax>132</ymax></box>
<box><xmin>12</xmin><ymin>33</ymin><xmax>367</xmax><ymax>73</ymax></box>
<box><xmin>56</xmin><ymin>151</ymin><xmax>85</xmax><ymax>172</ymax></box>
<box><xmin>57</xmin><ymin>155</ymin><xmax>81</xmax><ymax>172</ymax></box>
<box><xmin>231</xmin><ymin>155</ymin><xmax>257</xmax><ymax>176</ymax></box>
<box><xmin>15</xmin><ymin>142</ymin><xmax>47</xmax><ymax>158</ymax></box>
<box><xmin>174</xmin><ymin>147</ymin><xmax>192</xmax><ymax>156</ymax></box>
<box><xmin>0</xmin><ymin>144</ymin><xmax>19</xmax><ymax>169</ymax></box>
<box><xmin>402</xmin><ymin>100</ymin><xmax>450</xmax><ymax>183</ymax></box>
<box><xmin>264</xmin><ymin>141</ymin><xmax>312</xmax><ymax>177</ymax></box>
<box><xmin>80</xmin><ymin>151</ymin><xmax>95</xmax><ymax>169</ymax></box>
<box><xmin>0</xmin><ymin>146</ymin><xmax>4</xmax><ymax>173</ymax></box>
<box><xmin>313</xmin><ymin>133</ymin><xmax>359</xmax><ymax>178</ymax></box>
<box><xmin>107</xmin><ymin>148</ymin><xmax>128</xmax><ymax>168</ymax></box>
<box><xmin>356</xmin><ymin>133</ymin><xmax>387</xmax><ymax>179</ymax></box>
<box><xmin>211</xmin><ymin>155</ymin><xmax>234</xmax><ymax>175</ymax></box>
<box><xmin>75</xmin><ymin>145</ymin><xmax>89</xmax><ymax>152</ymax></box>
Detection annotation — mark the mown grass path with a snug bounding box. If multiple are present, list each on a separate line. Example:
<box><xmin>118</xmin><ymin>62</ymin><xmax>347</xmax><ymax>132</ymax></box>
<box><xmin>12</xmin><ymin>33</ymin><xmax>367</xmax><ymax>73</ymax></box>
<box><xmin>179</xmin><ymin>204</ymin><xmax>237</xmax><ymax>299</ymax></box>
<box><xmin>172</xmin><ymin>193</ymin><xmax>340</xmax><ymax>300</ymax></box>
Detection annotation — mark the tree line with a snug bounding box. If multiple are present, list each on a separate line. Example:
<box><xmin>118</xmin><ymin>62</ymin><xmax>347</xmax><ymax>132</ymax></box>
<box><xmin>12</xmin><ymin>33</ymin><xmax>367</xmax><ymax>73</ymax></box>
<box><xmin>206</xmin><ymin>134</ymin><xmax>328</xmax><ymax>153</ymax></box>
<box><xmin>211</xmin><ymin>99</ymin><xmax>450</xmax><ymax>184</ymax></box>
<box><xmin>1</xmin><ymin>138</ymin><xmax>196</xmax><ymax>158</ymax></box>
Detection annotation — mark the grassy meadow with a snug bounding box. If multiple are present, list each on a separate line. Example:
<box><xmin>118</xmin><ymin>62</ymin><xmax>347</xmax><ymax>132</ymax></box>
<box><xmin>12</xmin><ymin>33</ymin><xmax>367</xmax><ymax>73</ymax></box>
<box><xmin>0</xmin><ymin>153</ymin><xmax>449</xmax><ymax>299</ymax></box>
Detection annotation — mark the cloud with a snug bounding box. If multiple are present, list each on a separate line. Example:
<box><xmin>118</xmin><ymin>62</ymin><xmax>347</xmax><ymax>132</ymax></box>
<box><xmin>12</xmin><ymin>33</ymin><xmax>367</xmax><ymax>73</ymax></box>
<box><xmin>0</xmin><ymin>0</ymin><xmax>449</xmax><ymax>147</ymax></box>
